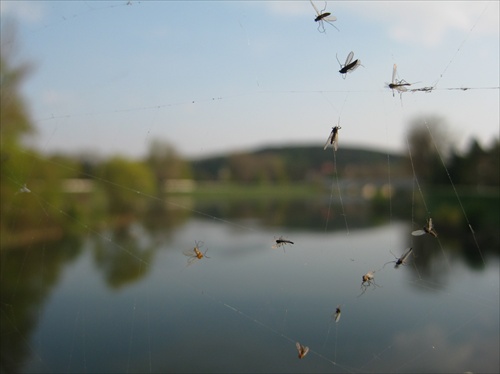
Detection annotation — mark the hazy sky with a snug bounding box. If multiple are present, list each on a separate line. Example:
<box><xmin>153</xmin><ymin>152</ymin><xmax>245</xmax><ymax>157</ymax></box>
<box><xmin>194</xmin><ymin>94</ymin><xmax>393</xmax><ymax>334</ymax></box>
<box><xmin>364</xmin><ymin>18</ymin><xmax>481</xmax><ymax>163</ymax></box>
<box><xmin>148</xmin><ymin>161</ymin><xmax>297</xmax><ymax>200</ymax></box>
<box><xmin>1</xmin><ymin>1</ymin><xmax>499</xmax><ymax>159</ymax></box>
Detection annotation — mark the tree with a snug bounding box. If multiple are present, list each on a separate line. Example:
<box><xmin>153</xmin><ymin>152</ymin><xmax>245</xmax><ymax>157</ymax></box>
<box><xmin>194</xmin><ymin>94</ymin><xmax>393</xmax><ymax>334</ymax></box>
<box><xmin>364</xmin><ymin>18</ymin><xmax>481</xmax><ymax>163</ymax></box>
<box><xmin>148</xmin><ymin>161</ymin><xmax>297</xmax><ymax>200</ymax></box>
<box><xmin>145</xmin><ymin>140</ymin><xmax>192</xmax><ymax>193</ymax></box>
<box><xmin>405</xmin><ymin>115</ymin><xmax>453</xmax><ymax>185</ymax></box>
<box><xmin>97</xmin><ymin>156</ymin><xmax>156</xmax><ymax>214</ymax></box>
<box><xmin>0</xmin><ymin>22</ymin><xmax>34</xmax><ymax>148</ymax></box>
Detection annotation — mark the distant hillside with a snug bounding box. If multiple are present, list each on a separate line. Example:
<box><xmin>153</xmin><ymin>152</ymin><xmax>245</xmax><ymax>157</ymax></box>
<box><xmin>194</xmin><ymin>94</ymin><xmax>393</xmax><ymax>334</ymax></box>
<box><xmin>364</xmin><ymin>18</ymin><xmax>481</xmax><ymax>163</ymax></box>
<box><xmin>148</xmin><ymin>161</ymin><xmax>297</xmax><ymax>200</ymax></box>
<box><xmin>190</xmin><ymin>144</ymin><xmax>409</xmax><ymax>183</ymax></box>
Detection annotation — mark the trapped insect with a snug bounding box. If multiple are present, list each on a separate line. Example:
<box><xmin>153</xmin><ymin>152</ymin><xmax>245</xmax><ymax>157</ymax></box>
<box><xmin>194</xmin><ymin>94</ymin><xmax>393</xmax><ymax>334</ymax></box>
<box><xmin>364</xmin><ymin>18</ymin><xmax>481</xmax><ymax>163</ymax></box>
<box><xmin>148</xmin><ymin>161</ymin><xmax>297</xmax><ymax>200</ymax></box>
<box><xmin>383</xmin><ymin>247</ymin><xmax>413</xmax><ymax>269</ymax></box>
<box><xmin>16</xmin><ymin>184</ymin><xmax>31</xmax><ymax>194</ymax></box>
<box><xmin>182</xmin><ymin>240</ymin><xmax>210</xmax><ymax>266</ymax></box>
<box><xmin>412</xmin><ymin>218</ymin><xmax>438</xmax><ymax>237</ymax></box>
<box><xmin>334</xmin><ymin>306</ymin><xmax>341</xmax><ymax>323</ymax></box>
<box><xmin>337</xmin><ymin>51</ymin><xmax>361</xmax><ymax>79</ymax></box>
<box><xmin>359</xmin><ymin>271</ymin><xmax>379</xmax><ymax>296</ymax></box>
<box><xmin>272</xmin><ymin>236</ymin><xmax>294</xmax><ymax>249</ymax></box>
<box><xmin>324</xmin><ymin>125</ymin><xmax>341</xmax><ymax>152</ymax></box>
<box><xmin>387</xmin><ymin>64</ymin><xmax>411</xmax><ymax>99</ymax></box>
<box><xmin>296</xmin><ymin>342</ymin><xmax>309</xmax><ymax>359</ymax></box>
<box><xmin>309</xmin><ymin>0</ymin><xmax>338</xmax><ymax>33</ymax></box>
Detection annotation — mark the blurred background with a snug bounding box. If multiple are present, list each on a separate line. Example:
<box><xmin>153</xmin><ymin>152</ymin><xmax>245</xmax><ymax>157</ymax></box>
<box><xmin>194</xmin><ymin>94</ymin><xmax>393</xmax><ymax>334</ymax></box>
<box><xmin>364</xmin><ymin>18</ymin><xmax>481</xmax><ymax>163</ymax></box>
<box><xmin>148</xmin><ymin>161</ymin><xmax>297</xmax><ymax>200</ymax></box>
<box><xmin>1</xmin><ymin>1</ymin><xmax>498</xmax><ymax>373</ymax></box>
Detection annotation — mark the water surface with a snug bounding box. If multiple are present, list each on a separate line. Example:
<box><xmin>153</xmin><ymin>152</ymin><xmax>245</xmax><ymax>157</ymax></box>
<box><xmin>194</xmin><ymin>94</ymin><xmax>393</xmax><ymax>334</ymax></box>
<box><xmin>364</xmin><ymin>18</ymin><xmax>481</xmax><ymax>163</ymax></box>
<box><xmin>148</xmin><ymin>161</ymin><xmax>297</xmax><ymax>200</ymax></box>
<box><xmin>1</xmin><ymin>202</ymin><xmax>498</xmax><ymax>373</ymax></box>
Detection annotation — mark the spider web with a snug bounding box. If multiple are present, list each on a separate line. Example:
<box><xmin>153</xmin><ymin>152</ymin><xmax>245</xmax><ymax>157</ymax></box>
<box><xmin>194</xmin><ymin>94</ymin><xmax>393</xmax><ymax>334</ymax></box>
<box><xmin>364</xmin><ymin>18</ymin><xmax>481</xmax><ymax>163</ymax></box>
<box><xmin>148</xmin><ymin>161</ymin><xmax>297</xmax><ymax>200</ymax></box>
<box><xmin>1</xmin><ymin>2</ymin><xmax>498</xmax><ymax>373</ymax></box>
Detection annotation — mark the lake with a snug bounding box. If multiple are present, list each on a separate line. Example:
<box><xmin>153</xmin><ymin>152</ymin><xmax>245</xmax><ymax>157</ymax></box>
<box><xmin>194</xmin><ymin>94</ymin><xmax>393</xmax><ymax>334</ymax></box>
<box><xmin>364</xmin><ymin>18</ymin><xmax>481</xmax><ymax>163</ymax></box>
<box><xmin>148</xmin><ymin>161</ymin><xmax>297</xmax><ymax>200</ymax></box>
<box><xmin>1</xmin><ymin>197</ymin><xmax>499</xmax><ymax>373</ymax></box>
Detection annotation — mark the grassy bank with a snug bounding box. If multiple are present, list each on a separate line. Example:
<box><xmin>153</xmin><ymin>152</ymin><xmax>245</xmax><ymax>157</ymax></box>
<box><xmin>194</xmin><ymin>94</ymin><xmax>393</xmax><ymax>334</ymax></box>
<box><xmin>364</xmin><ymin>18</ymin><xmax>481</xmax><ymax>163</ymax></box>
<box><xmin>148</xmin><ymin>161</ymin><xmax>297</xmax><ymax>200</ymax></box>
<box><xmin>166</xmin><ymin>183</ymin><xmax>322</xmax><ymax>199</ymax></box>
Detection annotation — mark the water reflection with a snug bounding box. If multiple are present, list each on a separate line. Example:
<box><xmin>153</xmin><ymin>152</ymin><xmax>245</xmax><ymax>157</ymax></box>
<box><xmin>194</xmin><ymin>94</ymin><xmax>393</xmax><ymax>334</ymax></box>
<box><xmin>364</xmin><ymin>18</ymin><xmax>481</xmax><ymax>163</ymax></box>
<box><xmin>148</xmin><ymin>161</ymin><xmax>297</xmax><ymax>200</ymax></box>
<box><xmin>1</xmin><ymin>197</ymin><xmax>498</xmax><ymax>373</ymax></box>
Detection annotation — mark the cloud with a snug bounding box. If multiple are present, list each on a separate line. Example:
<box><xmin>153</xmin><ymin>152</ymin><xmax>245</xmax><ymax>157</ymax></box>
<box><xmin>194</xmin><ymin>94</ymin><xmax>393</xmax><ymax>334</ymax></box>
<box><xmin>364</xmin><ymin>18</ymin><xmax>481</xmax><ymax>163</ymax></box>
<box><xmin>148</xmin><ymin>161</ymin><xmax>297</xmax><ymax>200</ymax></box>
<box><xmin>390</xmin><ymin>322</ymin><xmax>499</xmax><ymax>372</ymax></box>
<box><xmin>253</xmin><ymin>2</ymin><xmax>498</xmax><ymax>47</ymax></box>
<box><xmin>339</xmin><ymin>2</ymin><xmax>499</xmax><ymax>47</ymax></box>
<box><xmin>0</xmin><ymin>1</ymin><xmax>45</xmax><ymax>24</ymax></box>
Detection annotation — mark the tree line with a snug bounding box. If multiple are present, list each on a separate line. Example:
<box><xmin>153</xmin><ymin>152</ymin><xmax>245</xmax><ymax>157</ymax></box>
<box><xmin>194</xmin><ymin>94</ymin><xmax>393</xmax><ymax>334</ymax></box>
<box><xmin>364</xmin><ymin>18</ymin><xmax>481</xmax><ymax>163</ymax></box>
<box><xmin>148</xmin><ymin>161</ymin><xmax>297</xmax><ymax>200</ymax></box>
<box><xmin>1</xmin><ymin>32</ymin><xmax>498</xmax><ymax>247</ymax></box>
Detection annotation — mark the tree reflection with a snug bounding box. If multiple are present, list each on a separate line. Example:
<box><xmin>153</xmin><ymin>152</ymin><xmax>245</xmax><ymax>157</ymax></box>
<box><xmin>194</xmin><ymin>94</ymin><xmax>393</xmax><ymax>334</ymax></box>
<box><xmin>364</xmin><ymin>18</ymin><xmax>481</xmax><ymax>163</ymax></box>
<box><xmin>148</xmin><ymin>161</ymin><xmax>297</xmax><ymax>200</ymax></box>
<box><xmin>92</xmin><ymin>223</ymin><xmax>154</xmax><ymax>290</ymax></box>
<box><xmin>0</xmin><ymin>236</ymin><xmax>82</xmax><ymax>373</ymax></box>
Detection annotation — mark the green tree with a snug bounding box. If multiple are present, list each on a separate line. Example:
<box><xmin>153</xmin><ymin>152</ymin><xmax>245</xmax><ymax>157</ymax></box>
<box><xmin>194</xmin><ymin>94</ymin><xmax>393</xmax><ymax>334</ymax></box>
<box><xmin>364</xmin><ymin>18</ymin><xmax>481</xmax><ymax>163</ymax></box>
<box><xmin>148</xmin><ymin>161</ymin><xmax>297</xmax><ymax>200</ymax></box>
<box><xmin>0</xmin><ymin>23</ymin><xmax>34</xmax><ymax>148</ymax></box>
<box><xmin>145</xmin><ymin>139</ymin><xmax>192</xmax><ymax>193</ymax></box>
<box><xmin>447</xmin><ymin>138</ymin><xmax>499</xmax><ymax>187</ymax></box>
<box><xmin>98</xmin><ymin>156</ymin><xmax>156</xmax><ymax>215</ymax></box>
<box><xmin>405</xmin><ymin>115</ymin><xmax>453</xmax><ymax>185</ymax></box>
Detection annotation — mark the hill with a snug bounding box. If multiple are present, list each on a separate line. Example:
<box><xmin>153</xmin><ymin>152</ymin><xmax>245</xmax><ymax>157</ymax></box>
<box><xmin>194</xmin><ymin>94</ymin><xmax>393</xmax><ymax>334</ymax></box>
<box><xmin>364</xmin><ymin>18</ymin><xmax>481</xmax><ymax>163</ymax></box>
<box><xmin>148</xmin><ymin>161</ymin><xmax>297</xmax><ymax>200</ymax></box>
<box><xmin>190</xmin><ymin>144</ymin><xmax>409</xmax><ymax>183</ymax></box>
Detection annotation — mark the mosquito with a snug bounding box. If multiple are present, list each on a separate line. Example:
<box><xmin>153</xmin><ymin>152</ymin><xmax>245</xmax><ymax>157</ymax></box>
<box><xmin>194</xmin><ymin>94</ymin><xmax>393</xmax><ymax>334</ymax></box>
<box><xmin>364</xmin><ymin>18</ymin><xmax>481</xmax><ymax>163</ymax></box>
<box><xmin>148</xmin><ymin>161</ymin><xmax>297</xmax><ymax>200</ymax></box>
<box><xmin>324</xmin><ymin>125</ymin><xmax>341</xmax><ymax>152</ymax></box>
<box><xmin>412</xmin><ymin>218</ymin><xmax>438</xmax><ymax>238</ymax></box>
<box><xmin>383</xmin><ymin>247</ymin><xmax>413</xmax><ymax>269</ymax></box>
<box><xmin>337</xmin><ymin>51</ymin><xmax>361</xmax><ymax>79</ymax></box>
<box><xmin>334</xmin><ymin>305</ymin><xmax>341</xmax><ymax>323</ymax></box>
<box><xmin>296</xmin><ymin>342</ymin><xmax>309</xmax><ymax>359</ymax></box>
<box><xmin>309</xmin><ymin>0</ymin><xmax>339</xmax><ymax>33</ymax></box>
<box><xmin>182</xmin><ymin>240</ymin><xmax>210</xmax><ymax>266</ymax></box>
<box><xmin>358</xmin><ymin>271</ymin><xmax>379</xmax><ymax>296</ymax></box>
<box><xmin>272</xmin><ymin>236</ymin><xmax>294</xmax><ymax>250</ymax></box>
<box><xmin>387</xmin><ymin>64</ymin><xmax>412</xmax><ymax>99</ymax></box>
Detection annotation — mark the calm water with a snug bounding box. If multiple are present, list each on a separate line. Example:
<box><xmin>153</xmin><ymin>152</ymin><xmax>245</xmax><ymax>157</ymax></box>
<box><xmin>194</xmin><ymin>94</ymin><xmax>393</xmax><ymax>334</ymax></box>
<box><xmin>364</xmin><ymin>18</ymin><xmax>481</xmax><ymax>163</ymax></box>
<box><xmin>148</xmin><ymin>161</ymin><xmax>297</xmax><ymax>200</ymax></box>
<box><xmin>1</xmin><ymin>200</ymin><xmax>499</xmax><ymax>373</ymax></box>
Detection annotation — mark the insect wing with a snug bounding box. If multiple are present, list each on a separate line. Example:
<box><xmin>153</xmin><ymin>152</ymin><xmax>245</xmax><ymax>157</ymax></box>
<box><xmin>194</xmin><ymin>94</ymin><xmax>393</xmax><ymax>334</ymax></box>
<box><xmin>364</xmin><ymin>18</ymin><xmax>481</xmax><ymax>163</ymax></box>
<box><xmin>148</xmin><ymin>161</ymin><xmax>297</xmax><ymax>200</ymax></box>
<box><xmin>182</xmin><ymin>248</ymin><xmax>197</xmax><ymax>257</ymax></box>
<box><xmin>344</xmin><ymin>51</ymin><xmax>354</xmax><ymax>66</ymax></box>
<box><xmin>348</xmin><ymin>59</ymin><xmax>360</xmax><ymax>72</ymax></box>
<box><xmin>324</xmin><ymin>129</ymin><xmax>335</xmax><ymax>150</ymax></box>
<box><xmin>309</xmin><ymin>0</ymin><xmax>321</xmax><ymax>16</ymax></box>
<box><xmin>296</xmin><ymin>342</ymin><xmax>309</xmax><ymax>359</ymax></box>
<box><xmin>301</xmin><ymin>346</ymin><xmax>309</xmax><ymax>358</ymax></box>
<box><xmin>401</xmin><ymin>247</ymin><xmax>413</xmax><ymax>260</ymax></box>
<box><xmin>332</xmin><ymin>132</ymin><xmax>339</xmax><ymax>151</ymax></box>
<box><xmin>392</xmin><ymin>64</ymin><xmax>397</xmax><ymax>84</ymax></box>
<box><xmin>411</xmin><ymin>229</ymin><xmax>426</xmax><ymax>236</ymax></box>
<box><xmin>323</xmin><ymin>14</ymin><xmax>337</xmax><ymax>22</ymax></box>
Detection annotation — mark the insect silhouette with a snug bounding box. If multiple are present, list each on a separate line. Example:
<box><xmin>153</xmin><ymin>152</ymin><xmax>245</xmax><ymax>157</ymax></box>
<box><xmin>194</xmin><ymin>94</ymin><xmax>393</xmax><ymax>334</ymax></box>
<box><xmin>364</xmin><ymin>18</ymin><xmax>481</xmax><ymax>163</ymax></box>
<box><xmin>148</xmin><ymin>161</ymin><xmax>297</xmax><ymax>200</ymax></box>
<box><xmin>296</xmin><ymin>342</ymin><xmax>309</xmax><ymax>359</ymax></box>
<box><xmin>334</xmin><ymin>305</ymin><xmax>341</xmax><ymax>323</ymax></box>
<box><xmin>337</xmin><ymin>51</ymin><xmax>362</xmax><ymax>79</ymax></box>
<box><xmin>383</xmin><ymin>247</ymin><xmax>413</xmax><ymax>269</ymax></box>
<box><xmin>309</xmin><ymin>0</ymin><xmax>338</xmax><ymax>33</ymax></box>
<box><xmin>272</xmin><ymin>236</ymin><xmax>294</xmax><ymax>249</ymax></box>
<box><xmin>359</xmin><ymin>271</ymin><xmax>380</xmax><ymax>296</ymax></box>
<box><xmin>387</xmin><ymin>64</ymin><xmax>411</xmax><ymax>100</ymax></box>
<box><xmin>412</xmin><ymin>218</ymin><xmax>438</xmax><ymax>237</ymax></box>
<box><xmin>324</xmin><ymin>125</ymin><xmax>341</xmax><ymax>152</ymax></box>
<box><xmin>182</xmin><ymin>241</ymin><xmax>210</xmax><ymax>266</ymax></box>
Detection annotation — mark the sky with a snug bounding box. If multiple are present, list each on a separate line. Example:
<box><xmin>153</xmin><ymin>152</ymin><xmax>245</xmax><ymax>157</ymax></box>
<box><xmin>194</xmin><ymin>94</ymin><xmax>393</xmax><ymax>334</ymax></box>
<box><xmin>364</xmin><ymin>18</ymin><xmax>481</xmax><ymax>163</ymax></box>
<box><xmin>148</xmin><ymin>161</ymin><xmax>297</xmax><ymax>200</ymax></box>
<box><xmin>1</xmin><ymin>1</ymin><xmax>499</xmax><ymax>159</ymax></box>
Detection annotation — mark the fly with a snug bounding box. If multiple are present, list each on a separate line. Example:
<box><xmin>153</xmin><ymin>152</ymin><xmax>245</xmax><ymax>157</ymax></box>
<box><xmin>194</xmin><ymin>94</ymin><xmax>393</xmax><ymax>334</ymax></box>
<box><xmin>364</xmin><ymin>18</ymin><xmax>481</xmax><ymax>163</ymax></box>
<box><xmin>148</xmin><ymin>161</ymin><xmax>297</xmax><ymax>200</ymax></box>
<box><xmin>412</xmin><ymin>218</ymin><xmax>438</xmax><ymax>237</ymax></box>
<box><xmin>324</xmin><ymin>125</ymin><xmax>341</xmax><ymax>152</ymax></box>
<box><xmin>383</xmin><ymin>247</ymin><xmax>413</xmax><ymax>269</ymax></box>
<box><xmin>337</xmin><ymin>51</ymin><xmax>361</xmax><ymax>79</ymax></box>
<box><xmin>182</xmin><ymin>240</ymin><xmax>210</xmax><ymax>266</ymax></box>
<box><xmin>309</xmin><ymin>0</ymin><xmax>338</xmax><ymax>33</ymax></box>
<box><xmin>387</xmin><ymin>64</ymin><xmax>411</xmax><ymax>98</ymax></box>
<box><xmin>296</xmin><ymin>342</ymin><xmax>309</xmax><ymax>359</ymax></box>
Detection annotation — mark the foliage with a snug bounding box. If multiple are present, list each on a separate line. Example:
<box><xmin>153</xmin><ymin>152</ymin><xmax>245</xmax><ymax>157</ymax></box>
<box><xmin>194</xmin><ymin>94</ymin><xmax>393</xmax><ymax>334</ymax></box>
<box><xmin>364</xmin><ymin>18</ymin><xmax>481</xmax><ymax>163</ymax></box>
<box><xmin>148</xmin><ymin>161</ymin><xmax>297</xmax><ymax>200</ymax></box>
<box><xmin>97</xmin><ymin>156</ymin><xmax>157</xmax><ymax>215</ymax></box>
<box><xmin>144</xmin><ymin>139</ymin><xmax>192</xmax><ymax>193</ymax></box>
<box><xmin>190</xmin><ymin>145</ymin><xmax>409</xmax><ymax>183</ymax></box>
<box><xmin>446</xmin><ymin>138</ymin><xmax>499</xmax><ymax>187</ymax></box>
<box><xmin>404</xmin><ymin>115</ymin><xmax>498</xmax><ymax>188</ymax></box>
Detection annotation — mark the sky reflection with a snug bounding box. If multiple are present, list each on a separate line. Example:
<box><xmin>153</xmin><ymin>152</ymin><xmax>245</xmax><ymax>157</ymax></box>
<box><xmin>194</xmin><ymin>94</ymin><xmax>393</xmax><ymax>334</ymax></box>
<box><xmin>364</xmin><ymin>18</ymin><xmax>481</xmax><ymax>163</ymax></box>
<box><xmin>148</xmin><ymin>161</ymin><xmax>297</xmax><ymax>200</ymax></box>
<box><xmin>2</xmin><ymin>216</ymin><xmax>496</xmax><ymax>373</ymax></box>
